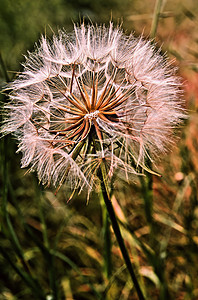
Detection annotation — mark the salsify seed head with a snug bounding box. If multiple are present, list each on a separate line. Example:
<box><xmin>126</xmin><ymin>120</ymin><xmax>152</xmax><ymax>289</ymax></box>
<box><xmin>1</xmin><ymin>22</ymin><xmax>185</xmax><ymax>192</ymax></box>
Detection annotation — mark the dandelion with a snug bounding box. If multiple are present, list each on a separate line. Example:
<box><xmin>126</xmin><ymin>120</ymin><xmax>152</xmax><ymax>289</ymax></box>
<box><xmin>1</xmin><ymin>22</ymin><xmax>185</xmax><ymax>191</ymax></box>
<box><xmin>1</xmin><ymin>22</ymin><xmax>186</xmax><ymax>300</ymax></box>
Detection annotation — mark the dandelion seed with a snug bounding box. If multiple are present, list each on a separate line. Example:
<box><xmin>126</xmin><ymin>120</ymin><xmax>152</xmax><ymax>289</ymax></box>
<box><xmin>1</xmin><ymin>22</ymin><xmax>185</xmax><ymax>192</ymax></box>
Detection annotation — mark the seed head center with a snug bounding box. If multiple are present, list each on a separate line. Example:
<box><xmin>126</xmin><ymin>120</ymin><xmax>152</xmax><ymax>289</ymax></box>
<box><xmin>84</xmin><ymin>110</ymin><xmax>99</xmax><ymax>120</ymax></box>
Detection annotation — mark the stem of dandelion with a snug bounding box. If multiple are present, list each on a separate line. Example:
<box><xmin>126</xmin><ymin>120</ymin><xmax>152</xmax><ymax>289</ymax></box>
<box><xmin>99</xmin><ymin>162</ymin><xmax>145</xmax><ymax>300</ymax></box>
<box><xmin>104</xmin><ymin>210</ymin><xmax>112</xmax><ymax>278</ymax></box>
<box><xmin>100</xmin><ymin>195</ymin><xmax>112</xmax><ymax>278</ymax></box>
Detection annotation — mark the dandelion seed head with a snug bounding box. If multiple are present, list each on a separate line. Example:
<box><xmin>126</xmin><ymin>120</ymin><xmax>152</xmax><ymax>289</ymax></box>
<box><xmin>1</xmin><ymin>22</ymin><xmax>186</xmax><ymax>192</ymax></box>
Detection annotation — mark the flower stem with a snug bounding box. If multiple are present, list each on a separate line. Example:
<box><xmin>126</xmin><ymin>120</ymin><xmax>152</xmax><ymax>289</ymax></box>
<box><xmin>37</xmin><ymin>189</ymin><xmax>58</xmax><ymax>300</ymax></box>
<box><xmin>99</xmin><ymin>162</ymin><xmax>145</xmax><ymax>300</ymax></box>
<box><xmin>0</xmin><ymin>51</ymin><xmax>10</xmax><ymax>82</ymax></box>
<box><xmin>100</xmin><ymin>195</ymin><xmax>112</xmax><ymax>278</ymax></box>
<box><xmin>150</xmin><ymin>0</ymin><xmax>164</xmax><ymax>39</ymax></box>
<box><xmin>104</xmin><ymin>210</ymin><xmax>112</xmax><ymax>278</ymax></box>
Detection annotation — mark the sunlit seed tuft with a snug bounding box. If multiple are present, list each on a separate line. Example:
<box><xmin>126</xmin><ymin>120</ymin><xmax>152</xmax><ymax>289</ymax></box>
<box><xmin>1</xmin><ymin>22</ymin><xmax>186</xmax><ymax>191</ymax></box>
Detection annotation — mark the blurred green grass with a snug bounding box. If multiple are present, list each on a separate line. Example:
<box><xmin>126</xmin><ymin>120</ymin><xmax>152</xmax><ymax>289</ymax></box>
<box><xmin>1</xmin><ymin>0</ymin><xmax>198</xmax><ymax>299</ymax></box>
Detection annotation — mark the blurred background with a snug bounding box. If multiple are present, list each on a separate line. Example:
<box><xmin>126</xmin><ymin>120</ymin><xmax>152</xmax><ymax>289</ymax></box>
<box><xmin>0</xmin><ymin>0</ymin><xmax>198</xmax><ymax>299</ymax></box>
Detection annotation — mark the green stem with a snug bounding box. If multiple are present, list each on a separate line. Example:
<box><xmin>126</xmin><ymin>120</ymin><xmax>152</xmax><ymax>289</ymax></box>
<box><xmin>140</xmin><ymin>175</ymin><xmax>153</xmax><ymax>225</ymax></box>
<box><xmin>0</xmin><ymin>51</ymin><xmax>10</xmax><ymax>82</ymax></box>
<box><xmin>1</xmin><ymin>137</ymin><xmax>32</xmax><ymax>276</ymax></box>
<box><xmin>99</xmin><ymin>162</ymin><xmax>145</xmax><ymax>300</ymax></box>
<box><xmin>1</xmin><ymin>138</ymin><xmax>46</xmax><ymax>299</ymax></box>
<box><xmin>37</xmin><ymin>188</ymin><xmax>58</xmax><ymax>300</ymax></box>
<box><xmin>103</xmin><ymin>205</ymin><xmax>112</xmax><ymax>278</ymax></box>
<box><xmin>100</xmin><ymin>177</ymin><xmax>112</xmax><ymax>278</ymax></box>
<box><xmin>150</xmin><ymin>0</ymin><xmax>164</xmax><ymax>39</ymax></box>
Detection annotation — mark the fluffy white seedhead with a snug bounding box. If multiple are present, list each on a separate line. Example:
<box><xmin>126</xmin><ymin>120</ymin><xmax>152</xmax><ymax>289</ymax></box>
<box><xmin>1</xmin><ymin>22</ymin><xmax>185</xmax><ymax>191</ymax></box>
